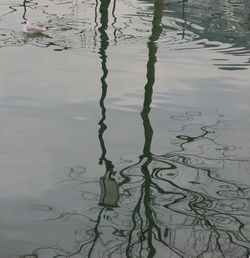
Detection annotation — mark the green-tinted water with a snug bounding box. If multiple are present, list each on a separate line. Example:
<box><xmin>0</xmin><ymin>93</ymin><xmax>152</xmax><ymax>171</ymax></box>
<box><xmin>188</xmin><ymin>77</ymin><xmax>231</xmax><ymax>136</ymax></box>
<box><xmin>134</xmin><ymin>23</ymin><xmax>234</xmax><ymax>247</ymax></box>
<box><xmin>0</xmin><ymin>0</ymin><xmax>250</xmax><ymax>257</ymax></box>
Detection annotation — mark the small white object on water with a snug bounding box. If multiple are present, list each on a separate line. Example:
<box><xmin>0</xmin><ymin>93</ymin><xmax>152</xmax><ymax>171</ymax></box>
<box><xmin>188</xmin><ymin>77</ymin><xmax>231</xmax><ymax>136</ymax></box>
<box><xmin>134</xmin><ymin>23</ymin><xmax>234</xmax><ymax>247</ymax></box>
<box><xmin>23</xmin><ymin>21</ymin><xmax>47</xmax><ymax>33</ymax></box>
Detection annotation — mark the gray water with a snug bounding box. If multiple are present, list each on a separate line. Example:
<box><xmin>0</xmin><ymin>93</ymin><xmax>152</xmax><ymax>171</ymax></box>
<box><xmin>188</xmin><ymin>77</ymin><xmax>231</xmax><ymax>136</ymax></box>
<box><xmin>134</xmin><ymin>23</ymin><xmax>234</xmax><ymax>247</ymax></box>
<box><xmin>0</xmin><ymin>0</ymin><xmax>250</xmax><ymax>257</ymax></box>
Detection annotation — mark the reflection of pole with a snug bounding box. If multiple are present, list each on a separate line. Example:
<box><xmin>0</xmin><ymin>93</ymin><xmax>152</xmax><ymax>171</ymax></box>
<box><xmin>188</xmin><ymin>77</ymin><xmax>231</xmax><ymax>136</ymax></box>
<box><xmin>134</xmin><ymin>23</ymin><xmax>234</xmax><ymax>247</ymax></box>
<box><xmin>112</xmin><ymin>0</ymin><xmax>117</xmax><ymax>43</ymax></box>
<box><xmin>22</xmin><ymin>0</ymin><xmax>28</xmax><ymax>20</ymax></box>
<box><xmin>97</xmin><ymin>0</ymin><xmax>119</xmax><ymax>207</ymax></box>
<box><xmin>120</xmin><ymin>0</ymin><xmax>164</xmax><ymax>228</ymax></box>
<box><xmin>140</xmin><ymin>0</ymin><xmax>164</xmax><ymax>257</ymax></box>
<box><xmin>126</xmin><ymin>1</ymin><xmax>164</xmax><ymax>256</ymax></box>
<box><xmin>140</xmin><ymin>0</ymin><xmax>163</xmax><ymax>170</ymax></box>
<box><xmin>141</xmin><ymin>0</ymin><xmax>164</xmax><ymax>156</ymax></box>
<box><xmin>94</xmin><ymin>0</ymin><xmax>98</xmax><ymax>48</ymax></box>
<box><xmin>98</xmin><ymin>0</ymin><xmax>114</xmax><ymax>177</ymax></box>
<box><xmin>182</xmin><ymin>0</ymin><xmax>187</xmax><ymax>39</ymax></box>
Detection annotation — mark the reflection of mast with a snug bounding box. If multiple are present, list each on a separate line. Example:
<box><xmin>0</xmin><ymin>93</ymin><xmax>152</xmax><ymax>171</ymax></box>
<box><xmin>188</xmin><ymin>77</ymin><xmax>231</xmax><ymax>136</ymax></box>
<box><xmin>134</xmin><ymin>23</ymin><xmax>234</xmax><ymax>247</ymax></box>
<box><xmin>139</xmin><ymin>0</ymin><xmax>164</xmax><ymax>256</ymax></box>
<box><xmin>140</xmin><ymin>0</ymin><xmax>163</xmax><ymax>184</ymax></box>
<box><xmin>124</xmin><ymin>0</ymin><xmax>164</xmax><ymax>257</ymax></box>
<box><xmin>112</xmin><ymin>0</ymin><xmax>117</xmax><ymax>43</ymax></box>
<box><xmin>182</xmin><ymin>0</ymin><xmax>188</xmax><ymax>39</ymax></box>
<box><xmin>93</xmin><ymin>0</ymin><xmax>98</xmax><ymax>48</ymax></box>
<box><xmin>97</xmin><ymin>0</ymin><xmax>119</xmax><ymax>207</ymax></box>
<box><xmin>22</xmin><ymin>0</ymin><xmax>28</xmax><ymax>20</ymax></box>
<box><xmin>98</xmin><ymin>0</ymin><xmax>113</xmax><ymax>177</ymax></box>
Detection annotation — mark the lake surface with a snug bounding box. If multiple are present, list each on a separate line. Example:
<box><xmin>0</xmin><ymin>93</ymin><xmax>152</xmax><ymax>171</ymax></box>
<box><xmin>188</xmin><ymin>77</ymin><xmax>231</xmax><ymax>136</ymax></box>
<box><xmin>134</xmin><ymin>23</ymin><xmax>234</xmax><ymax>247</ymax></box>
<box><xmin>0</xmin><ymin>0</ymin><xmax>250</xmax><ymax>257</ymax></box>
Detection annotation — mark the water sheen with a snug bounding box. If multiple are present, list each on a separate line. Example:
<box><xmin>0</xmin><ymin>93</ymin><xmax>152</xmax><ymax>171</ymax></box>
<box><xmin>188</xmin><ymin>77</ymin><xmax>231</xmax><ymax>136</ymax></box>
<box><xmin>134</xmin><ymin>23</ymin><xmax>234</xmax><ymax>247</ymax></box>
<box><xmin>0</xmin><ymin>0</ymin><xmax>250</xmax><ymax>257</ymax></box>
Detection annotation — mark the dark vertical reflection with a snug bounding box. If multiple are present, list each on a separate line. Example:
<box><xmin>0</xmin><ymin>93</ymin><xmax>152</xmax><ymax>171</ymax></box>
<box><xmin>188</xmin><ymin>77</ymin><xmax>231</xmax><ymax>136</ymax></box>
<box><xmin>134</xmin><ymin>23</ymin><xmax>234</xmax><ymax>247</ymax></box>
<box><xmin>97</xmin><ymin>0</ymin><xmax>119</xmax><ymax>208</ymax></box>
<box><xmin>139</xmin><ymin>1</ymin><xmax>164</xmax><ymax>257</ymax></box>
<box><xmin>22</xmin><ymin>0</ymin><xmax>28</xmax><ymax>20</ymax></box>
<box><xmin>98</xmin><ymin>0</ymin><xmax>114</xmax><ymax>178</ymax></box>
<box><xmin>141</xmin><ymin>0</ymin><xmax>163</xmax><ymax>158</ymax></box>
<box><xmin>124</xmin><ymin>1</ymin><xmax>164</xmax><ymax>257</ymax></box>
<box><xmin>93</xmin><ymin>0</ymin><xmax>99</xmax><ymax>48</ymax></box>
<box><xmin>181</xmin><ymin>0</ymin><xmax>187</xmax><ymax>39</ymax></box>
<box><xmin>112</xmin><ymin>0</ymin><xmax>118</xmax><ymax>43</ymax></box>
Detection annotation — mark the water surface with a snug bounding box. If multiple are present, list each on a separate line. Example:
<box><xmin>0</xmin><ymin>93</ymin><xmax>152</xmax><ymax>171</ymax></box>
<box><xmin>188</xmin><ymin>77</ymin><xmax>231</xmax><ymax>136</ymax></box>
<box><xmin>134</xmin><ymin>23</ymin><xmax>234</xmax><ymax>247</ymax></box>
<box><xmin>0</xmin><ymin>0</ymin><xmax>250</xmax><ymax>257</ymax></box>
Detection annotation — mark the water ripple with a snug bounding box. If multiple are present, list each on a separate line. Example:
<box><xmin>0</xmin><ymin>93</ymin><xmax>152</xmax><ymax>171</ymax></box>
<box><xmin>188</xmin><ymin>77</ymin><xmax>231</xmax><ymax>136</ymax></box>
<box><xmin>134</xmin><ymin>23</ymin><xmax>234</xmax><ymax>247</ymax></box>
<box><xmin>16</xmin><ymin>111</ymin><xmax>250</xmax><ymax>258</ymax></box>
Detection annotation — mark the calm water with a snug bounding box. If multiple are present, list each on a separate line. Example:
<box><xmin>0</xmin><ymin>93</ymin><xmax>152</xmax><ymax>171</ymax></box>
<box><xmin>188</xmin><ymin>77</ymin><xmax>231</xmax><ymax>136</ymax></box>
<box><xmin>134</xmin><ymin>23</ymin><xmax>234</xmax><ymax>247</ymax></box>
<box><xmin>0</xmin><ymin>0</ymin><xmax>250</xmax><ymax>257</ymax></box>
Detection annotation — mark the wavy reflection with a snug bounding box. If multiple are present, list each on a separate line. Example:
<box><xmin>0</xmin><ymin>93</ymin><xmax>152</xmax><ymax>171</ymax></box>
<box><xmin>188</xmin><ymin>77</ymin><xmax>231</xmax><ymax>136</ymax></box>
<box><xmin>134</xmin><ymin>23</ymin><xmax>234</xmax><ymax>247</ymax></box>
<box><xmin>0</xmin><ymin>0</ymin><xmax>248</xmax><ymax>54</ymax></box>
<box><xmin>18</xmin><ymin>115</ymin><xmax>250</xmax><ymax>257</ymax></box>
<box><xmin>97</xmin><ymin>0</ymin><xmax>119</xmax><ymax>208</ymax></box>
<box><xmin>0</xmin><ymin>0</ymin><xmax>249</xmax><ymax>72</ymax></box>
<box><xmin>15</xmin><ymin>0</ymin><xmax>250</xmax><ymax>257</ymax></box>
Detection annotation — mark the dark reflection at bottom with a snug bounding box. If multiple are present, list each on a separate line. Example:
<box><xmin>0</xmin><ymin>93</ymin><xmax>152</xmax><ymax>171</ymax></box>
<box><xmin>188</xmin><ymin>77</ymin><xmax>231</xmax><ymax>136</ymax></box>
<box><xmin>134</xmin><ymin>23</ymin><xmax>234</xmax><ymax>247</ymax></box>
<box><xmin>17</xmin><ymin>111</ymin><xmax>250</xmax><ymax>258</ymax></box>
